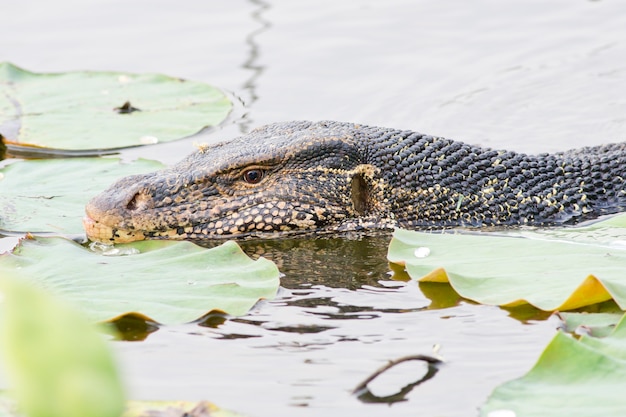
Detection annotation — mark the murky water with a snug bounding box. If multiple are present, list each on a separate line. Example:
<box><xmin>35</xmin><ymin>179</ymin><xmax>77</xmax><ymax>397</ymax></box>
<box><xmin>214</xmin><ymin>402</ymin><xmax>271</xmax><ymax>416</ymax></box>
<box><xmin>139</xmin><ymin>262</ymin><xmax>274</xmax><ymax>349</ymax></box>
<box><xmin>3</xmin><ymin>0</ymin><xmax>626</xmax><ymax>415</ymax></box>
<box><xmin>109</xmin><ymin>236</ymin><xmax>557</xmax><ymax>417</ymax></box>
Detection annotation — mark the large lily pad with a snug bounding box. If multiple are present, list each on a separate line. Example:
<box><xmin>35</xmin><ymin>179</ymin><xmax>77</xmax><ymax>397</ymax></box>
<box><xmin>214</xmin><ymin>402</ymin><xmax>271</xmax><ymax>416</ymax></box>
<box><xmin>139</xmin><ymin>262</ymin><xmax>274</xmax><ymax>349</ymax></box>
<box><xmin>558</xmin><ymin>312</ymin><xmax>623</xmax><ymax>338</ymax></box>
<box><xmin>122</xmin><ymin>400</ymin><xmax>244</xmax><ymax>417</ymax></box>
<box><xmin>0</xmin><ymin>237</ymin><xmax>280</xmax><ymax>324</ymax></box>
<box><xmin>0</xmin><ymin>278</ymin><xmax>245</xmax><ymax>417</ymax></box>
<box><xmin>481</xmin><ymin>314</ymin><xmax>626</xmax><ymax>417</ymax></box>
<box><xmin>0</xmin><ymin>395</ymin><xmax>244</xmax><ymax>417</ymax></box>
<box><xmin>0</xmin><ymin>157</ymin><xmax>164</xmax><ymax>234</ymax></box>
<box><xmin>0</xmin><ymin>62</ymin><xmax>231</xmax><ymax>153</ymax></box>
<box><xmin>388</xmin><ymin>216</ymin><xmax>626</xmax><ymax>311</ymax></box>
<box><xmin>0</xmin><ymin>277</ymin><xmax>125</xmax><ymax>417</ymax></box>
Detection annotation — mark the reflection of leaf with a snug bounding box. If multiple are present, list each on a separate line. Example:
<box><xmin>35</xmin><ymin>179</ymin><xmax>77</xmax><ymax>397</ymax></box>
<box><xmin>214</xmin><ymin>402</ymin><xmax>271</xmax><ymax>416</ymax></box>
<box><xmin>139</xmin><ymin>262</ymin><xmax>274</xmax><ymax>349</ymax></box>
<box><xmin>388</xmin><ymin>222</ymin><xmax>626</xmax><ymax>311</ymax></box>
<box><xmin>0</xmin><ymin>237</ymin><xmax>280</xmax><ymax>324</ymax></box>
<box><xmin>417</xmin><ymin>282</ymin><xmax>463</xmax><ymax>310</ymax></box>
<box><xmin>108</xmin><ymin>313</ymin><xmax>160</xmax><ymax>342</ymax></box>
<box><xmin>0</xmin><ymin>62</ymin><xmax>232</xmax><ymax>153</ymax></box>
<box><xmin>0</xmin><ymin>157</ymin><xmax>164</xmax><ymax>234</ymax></box>
<box><xmin>0</xmin><ymin>277</ymin><xmax>124</xmax><ymax>417</ymax></box>
<box><xmin>481</xmin><ymin>314</ymin><xmax>626</xmax><ymax>417</ymax></box>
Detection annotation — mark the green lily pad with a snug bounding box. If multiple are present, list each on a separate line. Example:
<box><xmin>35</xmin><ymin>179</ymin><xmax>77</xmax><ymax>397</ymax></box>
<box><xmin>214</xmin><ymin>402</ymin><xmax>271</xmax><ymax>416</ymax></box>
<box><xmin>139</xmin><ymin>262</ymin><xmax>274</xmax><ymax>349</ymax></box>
<box><xmin>0</xmin><ymin>277</ymin><xmax>125</xmax><ymax>417</ymax></box>
<box><xmin>122</xmin><ymin>400</ymin><xmax>244</xmax><ymax>417</ymax></box>
<box><xmin>558</xmin><ymin>312</ymin><xmax>623</xmax><ymax>338</ymax></box>
<box><xmin>0</xmin><ymin>62</ymin><xmax>232</xmax><ymax>153</ymax></box>
<box><xmin>481</xmin><ymin>314</ymin><xmax>626</xmax><ymax>417</ymax></box>
<box><xmin>387</xmin><ymin>217</ymin><xmax>626</xmax><ymax>311</ymax></box>
<box><xmin>0</xmin><ymin>237</ymin><xmax>280</xmax><ymax>324</ymax></box>
<box><xmin>0</xmin><ymin>157</ymin><xmax>164</xmax><ymax>234</ymax></box>
<box><xmin>0</xmin><ymin>395</ymin><xmax>244</xmax><ymax>417</ymax></box>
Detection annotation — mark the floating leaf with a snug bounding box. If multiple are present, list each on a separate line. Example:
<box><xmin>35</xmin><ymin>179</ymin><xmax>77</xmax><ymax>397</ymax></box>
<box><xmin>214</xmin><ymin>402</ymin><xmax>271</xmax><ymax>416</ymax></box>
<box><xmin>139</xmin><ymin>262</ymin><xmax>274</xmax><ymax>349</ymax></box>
<box><xmin>387</xmin><ymin>222</ymin><xmax>626</xmax><ymax>311</ymax></box>
<box><xmin>0</xmin><ymin>237</ymin><xmax>280</xmax><ymax>324</ymax></box>
<box><xmin>0</xmin><ymin>62</ymin><xmax>232</xmax><ymax>153</ymax></box>
<box><xmin>0</xmin><ymin>277</ymin><xmax>125</xmax><ymax>417</ymax></box>
<box><xmin>558</xmin><ymin>312</ymin><xmax>623</xmax><ymax>337</ymax></box>
<box><xmin>0</xmin><ymin>157</ymin><xmax>164</xmax><ymax>234</ymax></box>
<box><xmin>481</xmin><ymin>314</ymin><xmax>626</xmax><ymax>417</ymax></box>
<box><xmin>0</xmin><ymin>396</ymin><xmax>244</xmax><ymax>417</ymax></box>
<box><xmin>123</xmin><ymin>400</ymin><xmax>244</xmax><ymax>417</ymax></box>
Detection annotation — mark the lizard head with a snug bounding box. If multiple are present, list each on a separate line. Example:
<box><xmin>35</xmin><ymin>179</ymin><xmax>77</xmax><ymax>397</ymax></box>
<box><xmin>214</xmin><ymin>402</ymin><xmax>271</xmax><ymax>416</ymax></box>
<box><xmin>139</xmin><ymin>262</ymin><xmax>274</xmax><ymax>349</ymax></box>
<box><xmin>84</xmin><ymin>121</ymin><xmax>382</xmax><ymax>243</ymax></box>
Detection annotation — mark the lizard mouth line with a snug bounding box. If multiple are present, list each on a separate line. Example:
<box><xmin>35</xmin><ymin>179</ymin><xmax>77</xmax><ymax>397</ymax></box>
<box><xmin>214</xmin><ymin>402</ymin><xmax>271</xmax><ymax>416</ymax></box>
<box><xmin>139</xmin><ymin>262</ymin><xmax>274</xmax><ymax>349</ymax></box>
<box><xmin>82</xmin><ymin>213</ymin><xmax>338</xmax><ymax>243</ymax></box>
<box><xmin>84</xmin><ymin>193</ymin><xmax>344</xmax><ymax>243</ymax></box>
<box><xmin>83</xmin><ymin>215</ymin><xmax>146</xmax><ymax>244</ymax></box>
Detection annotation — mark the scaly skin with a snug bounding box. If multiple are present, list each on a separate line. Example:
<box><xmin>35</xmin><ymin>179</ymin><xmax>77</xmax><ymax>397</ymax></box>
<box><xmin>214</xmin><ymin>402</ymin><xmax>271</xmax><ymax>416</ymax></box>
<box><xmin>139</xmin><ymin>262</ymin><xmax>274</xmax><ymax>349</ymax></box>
<box><xmin>84</xmin><ymin>121</ymin><xmax>626</xmax><ymax>243</ymax></box>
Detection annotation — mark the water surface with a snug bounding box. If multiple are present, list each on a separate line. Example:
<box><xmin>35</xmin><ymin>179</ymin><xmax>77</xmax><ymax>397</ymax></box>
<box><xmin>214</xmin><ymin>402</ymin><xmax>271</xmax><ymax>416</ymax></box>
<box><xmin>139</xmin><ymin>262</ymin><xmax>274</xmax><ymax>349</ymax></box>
<box><xmin>3</xmin><ymin>1</ymin><xmax>626</xmax><ymax>415</ymax></box>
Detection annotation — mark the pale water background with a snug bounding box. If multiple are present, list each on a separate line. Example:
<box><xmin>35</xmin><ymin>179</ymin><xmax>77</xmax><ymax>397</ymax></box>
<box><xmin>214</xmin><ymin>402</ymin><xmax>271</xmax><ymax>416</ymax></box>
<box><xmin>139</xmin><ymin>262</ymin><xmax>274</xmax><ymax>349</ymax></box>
<box><xmin>2</xmin><ymin>1</ymin><xmax>626</xmax><ymax>416</ymax></box>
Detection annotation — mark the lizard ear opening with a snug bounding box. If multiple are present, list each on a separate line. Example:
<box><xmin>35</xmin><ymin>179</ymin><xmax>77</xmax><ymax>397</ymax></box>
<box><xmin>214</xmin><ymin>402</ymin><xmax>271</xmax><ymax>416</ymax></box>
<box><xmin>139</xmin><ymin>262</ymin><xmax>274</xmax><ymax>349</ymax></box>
<box><xmin>350</xmin><ymin>172</ymin><xmax>369</xmax><ymax>215</ymax></box>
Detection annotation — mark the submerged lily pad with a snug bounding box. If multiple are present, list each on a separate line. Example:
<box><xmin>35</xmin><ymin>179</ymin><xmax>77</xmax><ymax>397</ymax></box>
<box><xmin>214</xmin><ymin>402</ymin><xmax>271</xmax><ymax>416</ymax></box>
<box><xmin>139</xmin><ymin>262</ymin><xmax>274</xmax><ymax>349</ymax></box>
<box><xmin>0</xmin><ymin>62</ymin><xmax>232</xmax><ymax>153</ymax></box>
<box><xmin>0</xmin><ymin>157</ymin><xmax>164</xmax><ymax>235</ymax></box>
<box><xmin>481</xmin><ymin>314</ymin><xmax>626</xmax><ymax>417</ymax></box>
<box><xmin>387</xmin><ymin>217</ymin><xmax>626</xmax><ymax>311</ymax></box>
<box><xmin>0</xmin><ymin>237</ymin><xmax>280</xmax><ymax>324</ymax></box>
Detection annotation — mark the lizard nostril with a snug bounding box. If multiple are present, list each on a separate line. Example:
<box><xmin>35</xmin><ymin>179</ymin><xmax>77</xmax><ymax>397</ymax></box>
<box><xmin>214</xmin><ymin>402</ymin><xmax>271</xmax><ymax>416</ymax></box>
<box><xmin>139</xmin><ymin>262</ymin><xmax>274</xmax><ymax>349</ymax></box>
<box><xmin>126</xmin><ymin>191</ymin><xmax>152</xmax><ymax>211</ymax></box>
<box><xmin>126</xmin><ymin>193</ymin><xmax>140</xmax><ymax>210</ymax></box>
<box><xmin>126</xmin><ymin>192</ymin><xmax>151</xmax><ymax>211</ymax></box>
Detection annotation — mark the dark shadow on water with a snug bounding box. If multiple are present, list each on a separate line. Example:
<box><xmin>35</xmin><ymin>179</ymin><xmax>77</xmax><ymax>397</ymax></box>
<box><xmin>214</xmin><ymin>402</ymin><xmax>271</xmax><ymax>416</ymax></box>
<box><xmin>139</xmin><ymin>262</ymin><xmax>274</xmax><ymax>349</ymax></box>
<box><xmin>233</xmin><ymin>316</ymin><xmax>336</xmax><ymax>334</ymax></box>
<box><xmin>108</xmin><ymin>313</ymin><xmax>160</xmax><ymax>342</ymax></box>
<box><xmin>353</xmin><ymin>355</ymin><xmax>444</xmax><ymax>405</ymax></box>
<box><xmin>568</xmin><ymin>299</ymin><xmax>622</xmax><ymax>315</ymax></box>
<box><xmin>196</xmin><ymin>311</ymin><xmax>229</xmax><ymax>328</ymax></box>
<box><xmin>503</xmin><ymin>298</ymin><xmax>621</xmax><ymax>323</ymax></box>
<box><xmin>106</xmin><ymin>235</ymin><xmax>623</xmax><ymax>342</ymax></box>
<box><xmin>503</xmin><ymin>304</ymin><xmax>553</xmax><ymax>323</ymax></box>
<box><xmin>356</xmin><ymin>364</ymin><xmax>440</xmax><ymax>404</ymax></box>
<box><xmin>418</xmin><ymin>282</ymin><xmax>464</xmax><ymax>310</ymax></box>
<box><xmin>0</xmin><ymin>136</ymin><xmax>6</xmax><ymax>161</ymax></box>
<box><xmin>239</xmin><ymin>235</ymin><xmax>394</xmax><ymax>290</ymax></box>
<box><xmin>289</xmin><ymin>297</ymin><xmax>426</xmax><ymax>320</ymax></box>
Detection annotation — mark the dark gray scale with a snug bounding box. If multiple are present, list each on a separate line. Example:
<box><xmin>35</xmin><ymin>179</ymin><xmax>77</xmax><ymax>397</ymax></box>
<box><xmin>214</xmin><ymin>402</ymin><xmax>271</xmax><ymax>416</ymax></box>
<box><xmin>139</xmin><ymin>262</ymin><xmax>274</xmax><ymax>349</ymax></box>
<box><xmin>361</xmin><ymin>124</ymin><xmax>626</xmax><ymax>228</ymax></box>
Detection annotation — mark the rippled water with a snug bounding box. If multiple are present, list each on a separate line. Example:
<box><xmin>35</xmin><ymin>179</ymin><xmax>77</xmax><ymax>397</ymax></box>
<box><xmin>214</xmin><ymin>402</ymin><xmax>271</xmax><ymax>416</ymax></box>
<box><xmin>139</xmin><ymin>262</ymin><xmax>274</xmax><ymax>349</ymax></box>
<box><xmin>3</xmin><ymin>0</ymin><xmax>626</xmax><ymax>415</ymax></box>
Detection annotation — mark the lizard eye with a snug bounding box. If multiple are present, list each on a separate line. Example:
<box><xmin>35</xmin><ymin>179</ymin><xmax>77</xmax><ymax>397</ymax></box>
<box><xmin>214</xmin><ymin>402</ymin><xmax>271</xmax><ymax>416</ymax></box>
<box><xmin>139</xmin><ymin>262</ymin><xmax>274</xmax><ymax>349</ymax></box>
<box><xmin>242</xmin><ymin>168</ymin><xmax>264</xmax><ymax>184</ymax></box>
